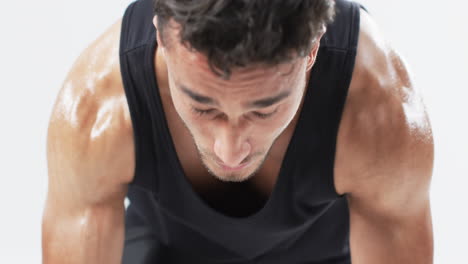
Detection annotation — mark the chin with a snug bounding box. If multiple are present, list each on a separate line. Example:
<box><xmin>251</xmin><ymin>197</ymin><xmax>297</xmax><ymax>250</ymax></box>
<box><xmin>214</xmin><ymin>171</ymin><xmax>252</xmax><ymax>183</ymax></box>
<box><xmin>207</xmin><ymin>159</ymin><xmax>260</xmax><ymax>183</ymax></box>
<box><xmin>215</xmin><ymin>173</ymin><xmax>247</xmax><ymax>183</ymax></box>
<box><xmin>196</xmin><ymin>144</ymin><xmax>269</xmax><ymax>183</ymax></box>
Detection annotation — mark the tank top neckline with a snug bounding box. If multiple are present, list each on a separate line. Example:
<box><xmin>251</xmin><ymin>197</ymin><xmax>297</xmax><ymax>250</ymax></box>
<box><xmin>144</xmin><ymin>37</ymin><xmax>314</xmax><ymax>225</ymax></box>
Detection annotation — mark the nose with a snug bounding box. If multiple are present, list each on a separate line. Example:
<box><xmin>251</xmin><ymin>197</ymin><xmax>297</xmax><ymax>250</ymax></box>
<box><xmin>213</xmin><ymin>125</ymin><xmax>251</xmax><ymax>168</ymax></box>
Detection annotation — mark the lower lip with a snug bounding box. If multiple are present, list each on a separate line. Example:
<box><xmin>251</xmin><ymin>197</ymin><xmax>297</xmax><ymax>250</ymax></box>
<box><xmin>217</xmin><ymin>161</ymin><xmax>250</xmax><ymax>171</ymax></box>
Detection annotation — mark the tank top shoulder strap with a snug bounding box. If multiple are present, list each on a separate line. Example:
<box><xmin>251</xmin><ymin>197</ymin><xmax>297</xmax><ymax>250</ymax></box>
<box><xmin>120</xmin><ymin>0</ymin><xmax>155</xmax><ymax>54</ymax></box>
<box><xmin>119</xmin><ymin>0</ymin><xmax>161</xmax><ymax>191</ymax></box>
<box><xmin>291</xmin><ymin>0</ymin><xmax>362</xmax><ymax>201</ymax></box>
<box><xmin>321</xmin><ymin>0</ymin><xmax>361</xmax><ymax>51</ymax></box>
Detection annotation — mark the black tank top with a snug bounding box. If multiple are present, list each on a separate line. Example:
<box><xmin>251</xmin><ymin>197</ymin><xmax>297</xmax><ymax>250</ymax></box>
<box><xmin>120</xmin><ymin>0</ymin><xmax>362</xmax><ymax>263</ymax></box>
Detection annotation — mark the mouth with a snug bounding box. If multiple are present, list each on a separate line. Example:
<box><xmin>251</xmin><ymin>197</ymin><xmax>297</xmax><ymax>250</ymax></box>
<box><xmin>215</xmin><ymin>160</ymin><xmax>251</xmax><ymax>172</ymax></box>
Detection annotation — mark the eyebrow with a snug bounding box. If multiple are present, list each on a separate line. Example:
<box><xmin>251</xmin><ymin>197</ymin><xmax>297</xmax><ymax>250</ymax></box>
<box><xmin>247</xmin><ymin>91</ymin><xmax>291</xmax><ymax>109</ymax></box>
<box><xmin>179</xmin><ymin>84</ymin><xmax>291</xmax><ymax>109</ymax></box>
<box><xmin>180</xmin><ymin>85</ymin><xmax>219</xmax><ymax>106</ymax></box>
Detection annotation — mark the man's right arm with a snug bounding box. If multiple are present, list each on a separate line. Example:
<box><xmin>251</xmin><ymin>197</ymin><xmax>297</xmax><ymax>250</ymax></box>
<box><xmin>42</xmin><ymin>18</ymin><xmax>135</xmax><ymax>263</ymax></box>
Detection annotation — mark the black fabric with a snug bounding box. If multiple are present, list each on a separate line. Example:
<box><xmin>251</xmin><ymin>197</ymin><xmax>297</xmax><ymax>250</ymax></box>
<box><xmin>119</xmin><ymin>0</ymin><xmax>362</xmax><ymax>263</ymax></box>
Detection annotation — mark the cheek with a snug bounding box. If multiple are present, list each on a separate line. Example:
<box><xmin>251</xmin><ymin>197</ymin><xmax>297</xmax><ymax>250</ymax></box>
<box><xmin>170</xmin><ymin>91</ymin><xmax>197</xmax><ymax>125</ymax></box>
<box><xmin>173</xmin><ymin>99</ymin><xmax>212</xmax><ymax>138</ymax></box>
<box><xmin>268</xmin><ymin>101</ymin><xmax>299</xmax><ymax>128</ymax></box>
<box><xmin>248</xmin><ymin>106</ymin><xmax>299</xmax><ymax>148</ymax></box>
<box><xmin>250</xmin><ymin>102</ymin><xmax>302</xmax><ymax>149</ymax></box>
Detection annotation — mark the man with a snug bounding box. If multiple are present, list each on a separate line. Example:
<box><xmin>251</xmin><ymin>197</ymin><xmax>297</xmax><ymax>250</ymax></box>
<box><xmin>42</xmin><ymin>0</ymin><xmax>434</xmax><ymax>263</ymax></box>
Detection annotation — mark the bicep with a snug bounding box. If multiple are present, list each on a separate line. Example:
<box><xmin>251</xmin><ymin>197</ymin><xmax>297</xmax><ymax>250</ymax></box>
<box><xmin>43</xmin><ymin>138</ymin><xmax>128</xmax><ymax>264</ymax></box>
<box><xmin>43</xmin><ymin>75</ymin><xmax>132</xmax><ymax>263</ymax></box>
<box><xmin>345</xmin><ymin>67</ymin><xmax>434</xmax><ymax>263</ymax></box>
<box><xmin>345</xmin><ymin>78</ymin><xmax>434</xmax><ymax>263</ymax></box>
<box><xmin>43</xmin><ymin>113</ymin><xmax>129</xmax><ymax>263</ymax></box>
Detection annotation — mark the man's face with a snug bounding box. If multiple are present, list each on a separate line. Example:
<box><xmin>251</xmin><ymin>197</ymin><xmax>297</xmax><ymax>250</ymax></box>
<box><xmin>157</xmin><ymin>22</ymin><xmax>311</xmax><ymax>183</ymax></box>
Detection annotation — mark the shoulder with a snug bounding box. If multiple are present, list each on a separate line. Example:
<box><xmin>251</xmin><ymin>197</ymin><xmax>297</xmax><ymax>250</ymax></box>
<box><xmin>47</xmin><ymin>18</ymin><xmax>135</xmax><ymax>204</ymax></box>
<box><xmin>334</xmin><ymin>9</ymin><xmax>434</xmax><ymax>210</ymax></box>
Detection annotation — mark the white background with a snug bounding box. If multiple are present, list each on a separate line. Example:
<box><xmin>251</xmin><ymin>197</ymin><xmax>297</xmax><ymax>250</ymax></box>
<box><xmin>0</xmin><ymin>0</ymin><xmax>466</xmax><ymax>263</ymax></box>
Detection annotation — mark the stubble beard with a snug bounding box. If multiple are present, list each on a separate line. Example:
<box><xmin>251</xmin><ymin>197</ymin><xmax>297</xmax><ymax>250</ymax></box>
<box><xmin>180</xmin><ymin>117</ymin><xmax>278</xmax><ymax>183</ymax></box>
<box><xmin>198</xmin><ymin>146</ymin><xmax>270</xmax><ymax>183</ymax></box>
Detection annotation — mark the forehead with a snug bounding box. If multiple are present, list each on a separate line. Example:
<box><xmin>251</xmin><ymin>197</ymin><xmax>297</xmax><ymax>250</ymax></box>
<box><xmin>164</xmin><ymin>40</ymin><xmax>305</xmax><ymax>100</ymax></box>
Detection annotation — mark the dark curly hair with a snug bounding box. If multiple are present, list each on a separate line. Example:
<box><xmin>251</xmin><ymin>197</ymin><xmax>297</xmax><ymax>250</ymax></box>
<box><xmin>154</xmin><ymin>0</ymin><xmax>335</xmax><ymax>78</ymax></box>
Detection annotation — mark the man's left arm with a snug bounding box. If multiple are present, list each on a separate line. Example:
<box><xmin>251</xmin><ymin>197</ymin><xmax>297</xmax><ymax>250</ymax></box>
<box><xmin>336</xmin><ymin>9</ymin><xmax>435</xmax><ymax>263</ymax></box>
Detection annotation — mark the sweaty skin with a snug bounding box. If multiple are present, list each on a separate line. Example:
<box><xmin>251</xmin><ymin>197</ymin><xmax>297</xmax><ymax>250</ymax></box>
<box><xmin>42</xmin><ymin>9</ymin><xmax>434</xmax><ymax>264</ymax></box>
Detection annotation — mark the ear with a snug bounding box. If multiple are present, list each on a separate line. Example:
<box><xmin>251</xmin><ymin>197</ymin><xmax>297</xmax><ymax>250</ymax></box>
<box><xmin>152</xmin><ymin>15</ymin><xmax>158</xmax><ymax>28</ymax></box>
<box><xmin>153</xmin><ymin>16</ymin><xmax>164</xmax><ymax>48</ymax></box>
<box><xmin>306</xmin><ymin>30</ymin><xmax>326</xmax><ymax>72</ymax></box>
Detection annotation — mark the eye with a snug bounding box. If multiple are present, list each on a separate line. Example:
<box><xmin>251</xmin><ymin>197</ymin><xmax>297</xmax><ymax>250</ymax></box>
<box><xmin>191</xmin><ymin>107</ymin><xmax>215</xmax><ymax>116</ymax></box>
<box><xmin>190</xmin><ymin>106</ymin><xmax>278</xmax><ymax>120</ymax></box>
<box><xmin>252</xmin><ymin>108</ymin><xmax>278</xmax><ymax>119</ymax></box>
